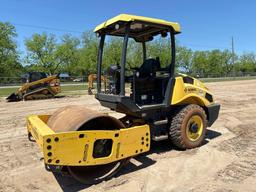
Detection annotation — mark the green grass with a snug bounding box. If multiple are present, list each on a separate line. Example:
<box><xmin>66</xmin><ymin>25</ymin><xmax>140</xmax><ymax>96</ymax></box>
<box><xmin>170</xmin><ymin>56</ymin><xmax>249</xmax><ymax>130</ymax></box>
<box><xmin>0</xmin><ymin>76</ymin><xmax>255</xmax><ymax>97</ymax></box>
<box><xmin>59</xmin><ymin>81</ymin><xmax>86</xmax><ymax>84</ymax></box>
<box><xmin>0</xmin><ymin>84</ymin><xmax>88</xmax><ymax>96</ymax></box>
<box><xmin>60</xmin><ymin>84</ymin><xmax>88</xmax><ymax>96</ymax></box>
<box><xmin>0</xmin><ymin>88</ymin><xmax>17</xmax><ymax>96</ymax></box>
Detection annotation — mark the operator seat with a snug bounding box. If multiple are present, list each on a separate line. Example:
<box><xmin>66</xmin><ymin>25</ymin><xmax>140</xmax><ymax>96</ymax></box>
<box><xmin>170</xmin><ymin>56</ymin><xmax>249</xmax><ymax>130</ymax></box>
<box><xmin>132</xmin><ymin>58</ymin><xmax>161</xmax><ymax>105</ymax></box>
<box><xmin>138</xmin><ymin>58</ymin><xmax>160</xmax><ymax>78</ymax></box>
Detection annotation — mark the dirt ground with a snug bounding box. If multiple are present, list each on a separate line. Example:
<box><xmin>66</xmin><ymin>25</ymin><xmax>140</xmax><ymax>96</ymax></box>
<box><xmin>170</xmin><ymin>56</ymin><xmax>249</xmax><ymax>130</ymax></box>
<box><xmin>0</xmin><ymin>80</ymin><xmax>256</xmax><ymax>192</ymax></box>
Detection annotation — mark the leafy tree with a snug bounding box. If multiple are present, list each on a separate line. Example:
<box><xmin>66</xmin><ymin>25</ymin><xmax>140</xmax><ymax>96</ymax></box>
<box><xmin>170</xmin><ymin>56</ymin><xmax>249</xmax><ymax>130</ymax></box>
<box><xmin>191</xmin><ymin>51</ymin><xmax>209</xmax><ymax>77</ymax></box>
<box><xmin>207</xmin><ymin>50</ymin><xmax>224</xmax><ymax>77</ymax></box>
<box><xmin>190</xmin><ymin>49</ymin><xmax>235</xmax><ymax>77</ymax></box>
<box><xmin>104</xmin><ymin>37</ymin><xmax>123</xmax><ymax>67</ymax></box>
<box><xmin>2</xmin><ymin>26</ymin><xmax>256</xmax><ymax>80</ymax></box>
<box><xmin>220</xmin><ymin>50</ymin><xmax>234</xmax><ymax>76</ymax></box>
<box><xmin>77</xmin><ymin>31</ymin><xmax>98</xmax><ymax>74</ymax></box>
<box><xmin>176</xmin><ymin>46</ymin><xmax>193</xmax><ymax>74</ymax></box>
<box><xmin>55</xmin><ymin>34</ymin><xmax>80</xmax><ymax>75</ymax></box>
<box><xmin>25</xmin><ymin>33</ymin><xmax>59</xmax><ymax>74</ymax></box>
<box><xmin>237</xmin><ymin>52</ymin><xmax>256</xmax><ymax>72</ymax></box>
<box><xmin>127</xmin><ymin>39</ymin><xmax>143</xmax><ymax>68</ymax></box>
<box><xmin>25</xmin><ymin>33</ymin><xmax>80</xmax><ymax>75</ymax></box>
<box><xmin>147</xmin><ymin>36</ymin><xmax>171</xmax><ymax>67</ymax></box>
<box><xmin>0</xmin><ymin>22</ymin><xmax>22</xmax><ymax>77</ymax></box>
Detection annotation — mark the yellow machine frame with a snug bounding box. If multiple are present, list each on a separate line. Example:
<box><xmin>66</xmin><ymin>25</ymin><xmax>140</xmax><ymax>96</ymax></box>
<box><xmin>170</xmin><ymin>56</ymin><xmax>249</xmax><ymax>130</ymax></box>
<box><xmin>171</xmin><ymin>74</ymin><xmax>212</xmax><ymax>106</ymax></box>
<box><xmin>27</xmin><ymin>115</ymin><xmax>150</xmax><ymax>166</ymax></box>
<box><xmin>94</xmin><ymin>14</ymin><xmax>181</xmax><ymax>33</ymax></box>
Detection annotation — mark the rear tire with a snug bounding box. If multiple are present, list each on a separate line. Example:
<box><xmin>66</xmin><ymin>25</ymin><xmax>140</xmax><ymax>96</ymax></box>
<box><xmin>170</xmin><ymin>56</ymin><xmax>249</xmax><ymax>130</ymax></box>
<box><xmin>169</xmin><ymin>104</ymin><xmax>207</xmax><ymax>149</ymax></box>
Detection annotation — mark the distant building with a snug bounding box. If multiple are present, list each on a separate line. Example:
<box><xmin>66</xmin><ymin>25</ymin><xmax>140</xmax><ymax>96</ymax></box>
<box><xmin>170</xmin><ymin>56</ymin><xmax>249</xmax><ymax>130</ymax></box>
<box><xmin>59</xmin><ymin>73</ymin><xmax>70</xmax><ymax>81</ymax></box>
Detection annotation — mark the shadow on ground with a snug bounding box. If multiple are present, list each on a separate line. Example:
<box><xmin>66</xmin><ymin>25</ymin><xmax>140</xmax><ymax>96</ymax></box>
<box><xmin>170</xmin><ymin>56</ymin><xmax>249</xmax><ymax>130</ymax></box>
<box><xmin>203</xmin><ymin>129</ymin><xmax>222</xmax><ymax>145</ymax></box>
<box><xmin>54</xmin><ymin>95</ymin><xmax>66</xmax><ymax>99</ymax></box>
<box><xmin>52</xmin><ymin>129</ymin><xmax>221</xmax><ymax>192</ymax></box>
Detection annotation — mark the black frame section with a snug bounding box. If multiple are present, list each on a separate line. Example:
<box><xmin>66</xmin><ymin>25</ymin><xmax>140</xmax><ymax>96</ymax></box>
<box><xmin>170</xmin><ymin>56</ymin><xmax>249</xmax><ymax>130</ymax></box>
<box><xmin>97</xmin><ymin>34</ymin><xmax>105</xmax><ymax>93</ymax></box>
<box><xmin>96</xmin><ymin>77</ymin><xmax>176</xmax><ymax>118</ymax></box>
<box><xmin>96</xmin><ymin>22</ymin><xmax>177</xmax><ymax>118</ymax></box>
<box><xmin>120</xmin><ymin>24</ymin><xmax>130</xmax><ymax>95</ymax></box>
<box><xmin>206</xmin><ymin>103</ymin><xmax>220</xmax><ymax>126</ymax></box>
<box><xmin>170</xmin><ymin>30</ymin><xmax>176</xmax><ymax>77</ymax></box>
<box><xmin>142</xmin><ymin>41</ymin><xmax>146</xmax><ymax>62</ymax></box>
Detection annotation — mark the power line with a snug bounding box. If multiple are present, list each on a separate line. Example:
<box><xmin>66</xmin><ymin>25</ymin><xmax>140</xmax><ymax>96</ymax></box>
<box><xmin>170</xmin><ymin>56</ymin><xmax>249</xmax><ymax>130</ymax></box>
<box><xmin>11</xmin><ymin>22</ymin><xmax>232</xmax><ymax>50</ymax></box>
<box><xmin>12</xmin><ymin>23</ymin><xmax>84</xmax><ymax>34</ymax></box>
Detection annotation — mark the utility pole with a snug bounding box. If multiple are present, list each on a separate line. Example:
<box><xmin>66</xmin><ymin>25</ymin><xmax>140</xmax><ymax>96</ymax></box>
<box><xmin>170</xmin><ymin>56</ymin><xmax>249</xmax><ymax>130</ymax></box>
<box><xmin>231</xmin><ymin>37</ymin><xmax>235</xmax><ymax>65</ymax></box>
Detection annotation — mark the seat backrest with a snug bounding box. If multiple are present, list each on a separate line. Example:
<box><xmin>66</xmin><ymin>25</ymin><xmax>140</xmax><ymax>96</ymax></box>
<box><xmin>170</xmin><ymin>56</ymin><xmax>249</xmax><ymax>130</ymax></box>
<box><xmin>138</xmin><ymin>59</ymin><xmax>160</xmax><ymax>78</ymax></box>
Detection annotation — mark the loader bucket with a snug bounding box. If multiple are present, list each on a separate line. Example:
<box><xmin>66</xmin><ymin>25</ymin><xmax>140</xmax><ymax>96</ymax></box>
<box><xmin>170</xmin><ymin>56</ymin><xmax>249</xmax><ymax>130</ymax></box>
<box><xmin>6</xmin><ymin>93</ymin><xmax>21</xmax><ymax>102</ymax></box>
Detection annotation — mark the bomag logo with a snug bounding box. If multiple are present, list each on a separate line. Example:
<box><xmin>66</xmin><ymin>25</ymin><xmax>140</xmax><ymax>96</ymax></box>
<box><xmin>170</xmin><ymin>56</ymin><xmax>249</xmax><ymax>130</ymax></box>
<box><xmin>184</xmin><ymin>87</ymin><xmax>197</xmax><ymax>93</ymax></box>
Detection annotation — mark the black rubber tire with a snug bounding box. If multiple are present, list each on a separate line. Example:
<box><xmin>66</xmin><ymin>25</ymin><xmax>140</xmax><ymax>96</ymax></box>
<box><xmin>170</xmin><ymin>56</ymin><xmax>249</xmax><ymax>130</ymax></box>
<box><xmin>169</xmin><ymin>104</ymin><xmax>207</xmax><ymax>149</ymax></box>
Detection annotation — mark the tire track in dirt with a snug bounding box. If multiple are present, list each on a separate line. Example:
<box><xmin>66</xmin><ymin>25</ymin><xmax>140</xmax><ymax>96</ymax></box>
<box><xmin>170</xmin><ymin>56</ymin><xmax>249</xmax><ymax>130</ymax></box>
<box><xmin>216</xmin><ymin>123</ymin><xmax>256</xmax><ymax>183</ymax></box>
<box><xmin>0</xmin><ymin>138</ymin><xmax>41</xmax><ymax>175</ymax></box>
<box><xmin>217</xmin><ymin>160</ymin><xmax>256</xmax><ymax>182</ymax></box>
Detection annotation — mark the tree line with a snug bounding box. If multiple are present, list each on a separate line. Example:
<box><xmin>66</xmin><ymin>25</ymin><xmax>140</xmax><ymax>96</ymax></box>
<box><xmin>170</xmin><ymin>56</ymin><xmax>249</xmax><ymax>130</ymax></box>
<box><xmin>1</xmin><ymin>21</ymin><xmax>256</xmax><ymax>79</ymax></box>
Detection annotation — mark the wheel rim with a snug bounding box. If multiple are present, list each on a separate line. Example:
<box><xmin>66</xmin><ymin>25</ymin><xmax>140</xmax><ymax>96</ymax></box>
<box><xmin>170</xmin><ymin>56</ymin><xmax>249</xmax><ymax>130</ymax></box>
<box><xmin>186</xmin><ymin>115</ymin><xmax>203</xmax><ymax>141</ymax></box>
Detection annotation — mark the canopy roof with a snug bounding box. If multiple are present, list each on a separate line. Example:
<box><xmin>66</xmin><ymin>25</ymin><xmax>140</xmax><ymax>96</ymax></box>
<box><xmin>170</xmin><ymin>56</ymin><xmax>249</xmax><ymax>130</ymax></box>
<box><xmin>94</xmin><ymin>14</ymin><xmax>181</xmax><ymax>42</ymax></box>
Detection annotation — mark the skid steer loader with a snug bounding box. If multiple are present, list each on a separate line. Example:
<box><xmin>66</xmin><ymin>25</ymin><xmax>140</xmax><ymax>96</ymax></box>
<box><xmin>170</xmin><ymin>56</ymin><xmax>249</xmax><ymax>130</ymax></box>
<box><xmin>26</xmin><ymin>14</ymin><xmax>220</xmax><ymax>184</ymax></box>
<box><xmin>6</xmin><ymin>72</ymin><xmax>61</xmax><ymax>102</ymax></box>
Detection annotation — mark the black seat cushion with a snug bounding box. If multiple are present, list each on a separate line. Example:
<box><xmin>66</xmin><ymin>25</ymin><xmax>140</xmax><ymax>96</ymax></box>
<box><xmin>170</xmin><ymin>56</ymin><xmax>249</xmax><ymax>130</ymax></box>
<box><xmin>138</xmin><ymin>59</ymin><xmax>160</xmax><ymax>78</ymax></box>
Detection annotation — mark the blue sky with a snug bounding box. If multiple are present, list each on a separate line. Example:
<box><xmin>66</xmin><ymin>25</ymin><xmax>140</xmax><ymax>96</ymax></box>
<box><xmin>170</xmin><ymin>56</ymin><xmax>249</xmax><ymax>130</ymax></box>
<box><xmin>1</xmin><ymin>0</ymin><xmax>256</xmax><ymax>55</ymax></box>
